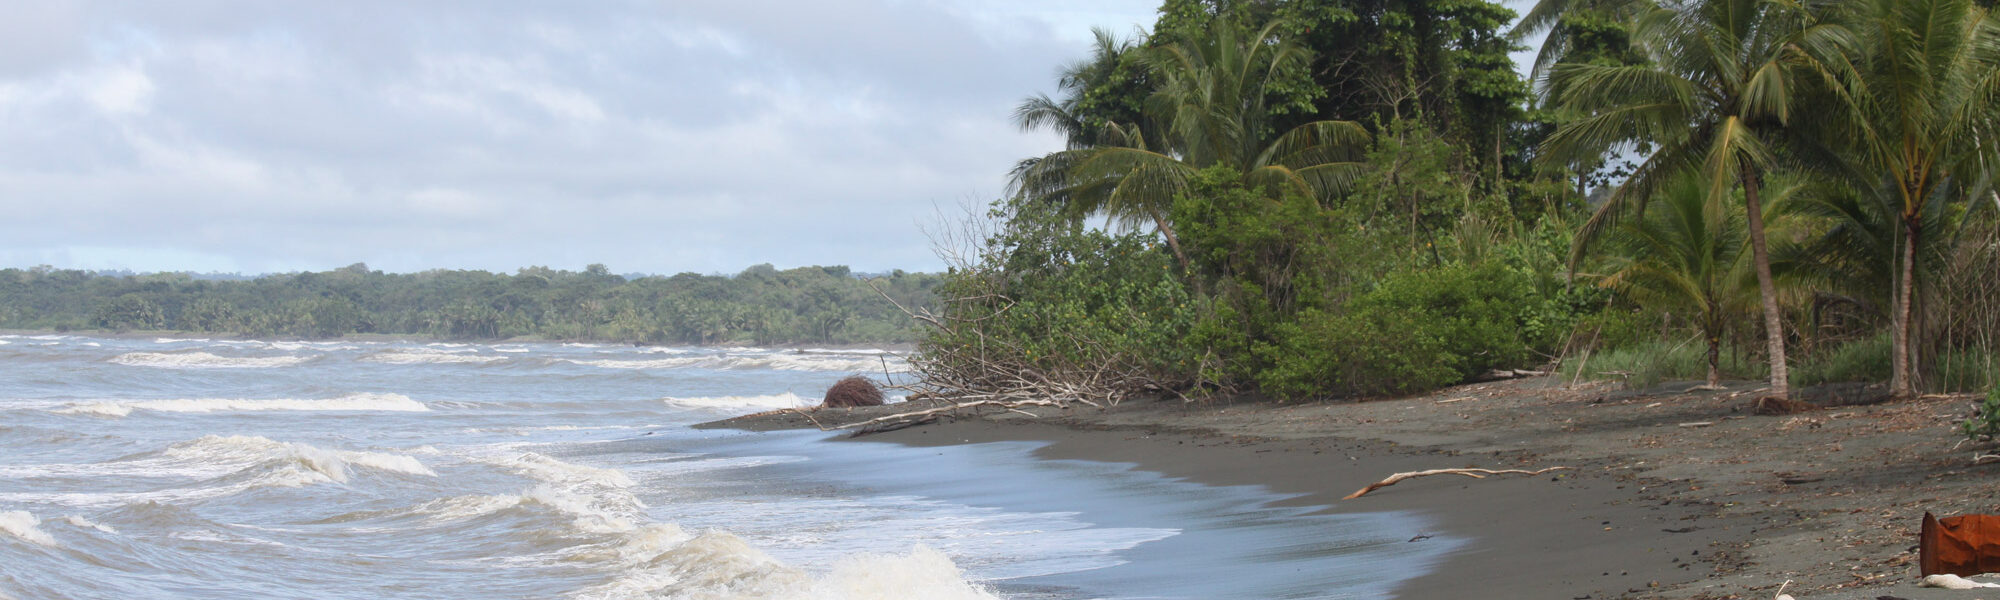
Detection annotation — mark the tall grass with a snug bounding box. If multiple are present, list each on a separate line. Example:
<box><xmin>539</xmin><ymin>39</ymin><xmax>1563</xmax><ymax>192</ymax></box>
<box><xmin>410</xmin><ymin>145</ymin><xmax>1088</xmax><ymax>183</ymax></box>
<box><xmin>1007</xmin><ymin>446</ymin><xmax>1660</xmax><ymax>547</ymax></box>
<box><xmin>1791</xmin><ymin>334</ymin><xmax>1891</xmax><ymax>387</ymax></box>
<box><xmin>1572</xmin><ymin>333</ymin><xmax>1995</xmax><ymax>392</ymax></box>
<box><xmin>1562</xmin><ymin>339</ymin><xmax>1760</xmax><ymax>389</ymax></box>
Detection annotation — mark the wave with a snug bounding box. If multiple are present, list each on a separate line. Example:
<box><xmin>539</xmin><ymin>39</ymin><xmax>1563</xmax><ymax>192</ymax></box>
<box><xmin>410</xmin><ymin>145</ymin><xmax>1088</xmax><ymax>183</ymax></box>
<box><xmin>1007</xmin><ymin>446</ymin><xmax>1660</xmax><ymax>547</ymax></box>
<box><xmin>566</xmin><ymin>354</ymin><xmax>906</xmax><ymax>373</ymax></box>
<box><xmin>0</xmin><ymin>435</ymin><xmax>436</xmax><ymax>489</ymax></box>
<box><xmin>660</xmin><ymin>393</ymin><xmax>812</xmax><ymax>413</ymax></box>
<box><xmin>480</xmin><ymin>451</ymin><xmax>635</xmax><ymax>489</ymax></box>
<box><xmin>53</xmin><ymin>392</ymin><xmax>430</xmax><ymax>417</ymax></box>
<box><xmin>110</xmin><ymin>351</ymin><xmax>312</xmax><ymax>369</ymax></box>
<box><xmin>362</xmin><ymin>350</ymin><xmax>504</xmax><ymax>365</ymax></box>
<box><xmin>0</xmin><ymin>510</ymin><xmax>58</xmax><ymax>547</ymax></box>
<box><xmin>157</xmin><ymin>435</ymin><xmax>437</xmax><ymax>484</ymax></box>
<box><xmin>573</xmin><ymin>537</ymin><xmax>998</xmax><ymax>600</ymax></box>
<box><xmin>62</xmin><ymin>515</ymin><xmax>117</xmax><ymax>534</ymax></box>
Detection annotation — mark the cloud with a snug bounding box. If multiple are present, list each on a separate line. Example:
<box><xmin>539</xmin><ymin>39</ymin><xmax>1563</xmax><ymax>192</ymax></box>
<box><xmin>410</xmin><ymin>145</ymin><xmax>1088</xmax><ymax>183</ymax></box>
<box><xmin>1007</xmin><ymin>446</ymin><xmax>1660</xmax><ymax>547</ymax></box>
<box><xmin>0</xmin><ymin>0</ymin><xmax>1158</xmax><ymax>275</ymax></box>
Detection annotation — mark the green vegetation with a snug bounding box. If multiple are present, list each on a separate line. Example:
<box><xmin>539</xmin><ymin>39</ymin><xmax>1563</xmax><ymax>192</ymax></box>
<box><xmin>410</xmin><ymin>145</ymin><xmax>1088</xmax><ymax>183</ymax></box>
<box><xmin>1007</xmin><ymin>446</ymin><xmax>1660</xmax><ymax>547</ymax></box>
<box><xmin>0</xmin><ymin>263</ymin><xmax>937</xmax><ymax>345</ymax></box>
<box><xmin>914</xmin><ymin>0</ymin><xmax>2000</xmax><ymax>404</ymax></box>
<box><xmin>1963</xmin><ymin>386</ymin><xmax>2000</xmax><ymax>443</ymax></box>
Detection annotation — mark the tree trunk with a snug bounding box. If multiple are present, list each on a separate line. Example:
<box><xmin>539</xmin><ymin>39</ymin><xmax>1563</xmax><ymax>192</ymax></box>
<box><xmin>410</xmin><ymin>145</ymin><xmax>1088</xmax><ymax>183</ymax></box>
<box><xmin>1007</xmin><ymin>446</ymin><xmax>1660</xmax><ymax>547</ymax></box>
<box><xmin>1741</xmin><ymin>167</ymin><xmax>1790</xmax><ymax>399</ymax></box>
<box><xmin>1149</xmin><ymin>210</ymin><xmax>1192</xmax><ymax>274</ymax></box>
<box><xmin>1706</xmin><ymin>335</ymin><xmax>1722</xmax><ymax>388</ymax></box>
<box><xmin>1890</xmin><ymin>218</ymin><xmax>1919</xmax><ymax>399</ymax></box>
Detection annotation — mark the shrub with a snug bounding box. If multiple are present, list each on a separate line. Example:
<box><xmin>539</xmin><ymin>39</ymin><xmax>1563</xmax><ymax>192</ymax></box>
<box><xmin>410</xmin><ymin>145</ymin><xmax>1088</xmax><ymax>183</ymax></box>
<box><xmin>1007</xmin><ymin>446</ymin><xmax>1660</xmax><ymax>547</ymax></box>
<box><xmin>1961</xmin><ymin>385</ymin><xmax>2000</xmax><ymax>443</ymax></box>
<box><xmin>1258</xmin><ymin>261</ymin><xmax>1555</xmax><ymax>398</ymax></box>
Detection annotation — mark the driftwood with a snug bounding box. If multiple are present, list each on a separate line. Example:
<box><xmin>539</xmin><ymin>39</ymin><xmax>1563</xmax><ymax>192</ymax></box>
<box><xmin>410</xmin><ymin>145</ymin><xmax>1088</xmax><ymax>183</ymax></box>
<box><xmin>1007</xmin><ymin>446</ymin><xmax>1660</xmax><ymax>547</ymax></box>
<box><xmin>1344</xmin><ymin>467</ymin><xmax>1572</xmax><ymax>499</ymax></box>
<box><xmin>1472</xmin><ymin>369</ymin><xmax>1549</xmax><ymax>382</ymax></box>
<box><xmin>787</xmin><ymin>398</ymin><xmax>1063</xmax><ymax>436</ymax></box>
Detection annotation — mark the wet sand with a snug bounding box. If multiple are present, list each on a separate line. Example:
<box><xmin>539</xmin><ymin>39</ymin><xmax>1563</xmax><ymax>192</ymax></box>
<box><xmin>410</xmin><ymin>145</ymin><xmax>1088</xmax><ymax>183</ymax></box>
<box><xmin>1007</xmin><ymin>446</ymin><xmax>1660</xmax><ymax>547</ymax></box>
<box><xmin>703</xmin><ymin>377</ymin><xmax>1999</xmax><ymax>599</ymax></box>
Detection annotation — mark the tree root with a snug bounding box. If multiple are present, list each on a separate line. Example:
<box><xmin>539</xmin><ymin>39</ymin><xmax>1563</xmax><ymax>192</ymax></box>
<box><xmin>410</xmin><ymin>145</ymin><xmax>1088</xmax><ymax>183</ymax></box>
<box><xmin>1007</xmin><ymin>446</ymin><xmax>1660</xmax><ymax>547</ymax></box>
<box><xmin>1344</xmin><ymin>467</ymin><xmax>1572</xmax><ymax>499</ymax></box>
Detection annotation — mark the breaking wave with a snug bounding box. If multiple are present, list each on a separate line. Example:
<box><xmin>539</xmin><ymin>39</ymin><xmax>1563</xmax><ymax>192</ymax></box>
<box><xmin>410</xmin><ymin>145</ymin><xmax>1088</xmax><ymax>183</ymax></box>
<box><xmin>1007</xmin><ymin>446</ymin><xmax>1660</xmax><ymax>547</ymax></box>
<box><xmin>53</xmin><ymin>393</ymin><xmax>430</xmax><ymax>417</ymax></box>
<box><xmin>169</xmin><ymin>435</ymin><xmax>432</xmax><ymax>479</ymax></box>
<box><xmin>0</xmin><ymin>510</ymin><xmax>58</xmax><ymax>547</ymax></box>
<box><xmin>110</xmin><ymin>351</ymin><xmax>312</xmax><ymax>369</ymax></box>
<box><xmin>566</xmin><ymin>353</ymin><xmax>905</xmax><ymax>373</ymax></box>
<box><xmin>362</xmin><ymin>350</ymin><xmax>505</xmax><ymax>365</ymax></box>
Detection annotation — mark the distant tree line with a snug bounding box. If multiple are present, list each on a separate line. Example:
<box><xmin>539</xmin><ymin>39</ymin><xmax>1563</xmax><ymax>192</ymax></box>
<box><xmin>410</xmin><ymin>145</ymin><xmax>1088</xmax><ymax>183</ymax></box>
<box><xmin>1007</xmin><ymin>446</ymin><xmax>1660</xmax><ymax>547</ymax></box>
<box><xmin>0</xmin><ymin>263</ymin><xmax>939</xmax><ymax>345</ymax></box>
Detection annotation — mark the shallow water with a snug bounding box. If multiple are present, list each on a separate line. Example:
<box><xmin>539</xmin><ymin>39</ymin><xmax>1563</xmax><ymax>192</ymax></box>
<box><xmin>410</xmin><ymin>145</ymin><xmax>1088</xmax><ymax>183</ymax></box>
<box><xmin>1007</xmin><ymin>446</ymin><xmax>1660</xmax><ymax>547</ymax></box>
<box><xmin>0</xmin><ymin>334</ymin><xmax>1456</xmax><ymax>599</ymax></box>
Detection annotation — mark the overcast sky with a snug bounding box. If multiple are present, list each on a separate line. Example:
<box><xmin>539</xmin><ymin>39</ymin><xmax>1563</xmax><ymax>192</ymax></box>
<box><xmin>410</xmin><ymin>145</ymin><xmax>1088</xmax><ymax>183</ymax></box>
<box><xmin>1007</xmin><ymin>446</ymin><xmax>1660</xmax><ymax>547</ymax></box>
<box><xmin>0</xmin><ymin>1</ymin><xmax>1531</xmax><ymax>276</ymax></box>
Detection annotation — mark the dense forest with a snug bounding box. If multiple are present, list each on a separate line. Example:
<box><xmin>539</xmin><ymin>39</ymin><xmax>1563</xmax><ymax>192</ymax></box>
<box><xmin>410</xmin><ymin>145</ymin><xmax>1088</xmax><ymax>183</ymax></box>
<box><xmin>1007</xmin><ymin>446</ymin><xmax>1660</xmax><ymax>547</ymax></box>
<box><xmin>909</xmin><ymin>0</ymin><xmax>2000</xmax><ymax>405</ymax></box>
<box><xmin>0</xmin><ymin>263</ymin><xmax>939</xmax><ymax>345</ymax></box>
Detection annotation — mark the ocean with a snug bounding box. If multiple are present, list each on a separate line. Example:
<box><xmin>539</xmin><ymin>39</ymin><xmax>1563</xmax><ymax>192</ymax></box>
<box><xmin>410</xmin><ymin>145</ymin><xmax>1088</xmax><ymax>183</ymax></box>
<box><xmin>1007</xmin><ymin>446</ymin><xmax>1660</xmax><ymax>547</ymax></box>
<box><xmin>0</xmin><ymin>333</ymin><xmax>1453</xmax><ymax>599</ymax></box>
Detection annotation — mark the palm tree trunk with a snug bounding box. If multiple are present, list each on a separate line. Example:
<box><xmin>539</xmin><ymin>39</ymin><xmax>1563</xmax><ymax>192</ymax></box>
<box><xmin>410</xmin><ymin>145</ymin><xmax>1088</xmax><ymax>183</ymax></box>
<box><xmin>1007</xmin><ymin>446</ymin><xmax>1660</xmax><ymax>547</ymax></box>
<box><xmin>1706</xmin><ymin>335</ymin><xmax>1722</xmax><ymax>388</ymax></box>
<box><xmin>1740</xmin><ymin>166</ymin><xmax>1790</xmax><ymax>399</ymax></box>
<box><xmin>1890</xmin><ymin>218</ymin><xmax>1919</xmax><ymax>399</ymax></box>
<box><xmin>1148</xmin><ymin>210</ymin><xmax>1192</xmax><ymax>274</ymax></box>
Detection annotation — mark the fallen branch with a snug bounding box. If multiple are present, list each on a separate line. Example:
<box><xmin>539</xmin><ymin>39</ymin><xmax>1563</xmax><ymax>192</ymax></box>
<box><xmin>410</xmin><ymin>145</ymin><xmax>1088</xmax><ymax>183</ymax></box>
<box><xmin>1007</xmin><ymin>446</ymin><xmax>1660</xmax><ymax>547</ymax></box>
<box><xmin>1344</xmin><ymin>467</ymin><xmax>1572</xmax><ymax>499</ymax></box>
<box><xmin>826</xmin><ymin>398</ymin><xmax>1062</xmax><ymax>432</ymax></box>
<box><xmin>1975</xmin><ymin>453</ymin><xmax>2000</xmax><ymax>465</ymax></box>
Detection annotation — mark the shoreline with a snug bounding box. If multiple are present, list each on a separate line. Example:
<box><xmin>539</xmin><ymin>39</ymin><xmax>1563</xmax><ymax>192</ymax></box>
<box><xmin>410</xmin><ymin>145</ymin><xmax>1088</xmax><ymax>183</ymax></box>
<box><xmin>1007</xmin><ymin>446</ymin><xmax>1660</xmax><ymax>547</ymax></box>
<box><xmin>0</xmin><ymin>328</ymin><xmax>915</xmax><ymax>352</ymax></box>
<box><xmin>702</xmin><ymin>378</ymin><xmax>1996</xmax><ymax>599</ymax></box>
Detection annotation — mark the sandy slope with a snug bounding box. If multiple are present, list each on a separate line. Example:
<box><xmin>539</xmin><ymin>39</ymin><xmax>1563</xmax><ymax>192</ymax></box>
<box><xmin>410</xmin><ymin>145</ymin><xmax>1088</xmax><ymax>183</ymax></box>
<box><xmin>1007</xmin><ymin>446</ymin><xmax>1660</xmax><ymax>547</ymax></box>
<box><xmin>704</xmin><ymin>377</ymin><xmax>1999</xmax><ymax>599</ymax></box>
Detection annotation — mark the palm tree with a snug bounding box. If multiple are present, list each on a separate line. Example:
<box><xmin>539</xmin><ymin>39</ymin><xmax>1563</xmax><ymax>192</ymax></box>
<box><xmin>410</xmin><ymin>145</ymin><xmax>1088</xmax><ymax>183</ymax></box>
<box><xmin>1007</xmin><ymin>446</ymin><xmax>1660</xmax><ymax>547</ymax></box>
<box><xmin>1012</xmin><ymin>27</ymin><xmax>1145</xmax><ymax>151</ymax></box>
<box><xmin>1009</xmin><ymin>17</ymin><xmax>1371</xmax><ymax>271</ymax></box>
<box><xmin>1597</xmin><ymin>172</ymin><xmax>1750</xmax><ymax>387</ymax></box>
<box><xmin>1510</xmin><ymin>0</ymin><xmax>1653</xmax><ymax>86</ymax></box>
<box><xmin>1806</xmin><ymin>0</ymin><xmax>2000</xmax><ymax>398</ymax></box>
<box><xmin>1540</xmin><ymin>0</ymin><xmax>1848</xmax><ymax>399</ymax></box>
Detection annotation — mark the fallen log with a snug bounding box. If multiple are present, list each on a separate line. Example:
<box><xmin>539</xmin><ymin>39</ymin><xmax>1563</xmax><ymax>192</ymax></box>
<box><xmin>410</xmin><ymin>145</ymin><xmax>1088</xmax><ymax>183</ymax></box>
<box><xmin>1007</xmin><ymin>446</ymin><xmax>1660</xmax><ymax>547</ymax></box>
<box><xmin>790</xmin><ymin>398</ymin><xmax>1063</xmax><ymax>433</ymax></box>
<box><xmin>1344</xmin><ymin>467</ymin><xmax>1571</xmax><ymax>499</ymax></box>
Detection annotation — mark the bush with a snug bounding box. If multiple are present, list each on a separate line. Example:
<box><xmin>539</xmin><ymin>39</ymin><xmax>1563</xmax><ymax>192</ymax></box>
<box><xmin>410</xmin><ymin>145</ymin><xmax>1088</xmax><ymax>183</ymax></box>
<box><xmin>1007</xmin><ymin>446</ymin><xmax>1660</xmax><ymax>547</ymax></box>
<box><xmin>1962</xmin><ymin>386</ymin><xmax>2000</xmax><ymax>443</ymax></box>
<box><xmin>1791</xmin><ymin>334</ymin><xmax>1892</xmax><ymax>387</ymax></box>
<box><xmin>1258</xmin><ymin>261</ymin><xmax>1555</xmax><ymax>398</ymax></box>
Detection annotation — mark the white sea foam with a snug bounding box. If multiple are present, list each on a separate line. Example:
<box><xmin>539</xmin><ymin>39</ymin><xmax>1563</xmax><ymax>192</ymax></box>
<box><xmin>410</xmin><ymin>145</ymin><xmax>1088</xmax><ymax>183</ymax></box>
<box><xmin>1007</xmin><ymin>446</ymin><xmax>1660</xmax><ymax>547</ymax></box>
<box><xmin>484</xmin><ymin>451</ymin><xmax>635</xmax><ymax>488</ymax></box>
<box><xmin>63</xmin><ymin>515</ymin><xmax>117</xmax><ymax>534</ymax></box>
<box><xmin>0</xmin><ymin>511</ymin><xmax>58</xmax><ymax>547</ymax></box>
<box><xmin>566</xmin><ymin>354</ymin><xmax>906</xmax><ymax>373</ymax></box>
<box><xmin>363</xmin><ymin>350</ymin><xmax>503</xmax><ymax>365</ymax></box>
<box><xmin>110</xmin><ymin>351</ymin><xmax>311</xmax><ymax>369</ymax></box>
<box><xmin>660</xmin><ymin>392</ymin><xmax>811</xmax><ymax>413</ymax></box>
<box><xmin>53</xmin><ymin>392</ymin><xmax>430</xmax><ymax>417</ymax></box>
<box><xmin>572</xmin><ymin>539</ymin><xmax>999</xmax><ymax>600</ymax></box>
<box><xmin>161</xmin><ymin>435</ymin><xmax>437</xmax><ymax>483</ymax></box>
<box><xmin>152</xmin><ymin>337</ymin><xmax>210</xmax><ymax>344</ymax></box>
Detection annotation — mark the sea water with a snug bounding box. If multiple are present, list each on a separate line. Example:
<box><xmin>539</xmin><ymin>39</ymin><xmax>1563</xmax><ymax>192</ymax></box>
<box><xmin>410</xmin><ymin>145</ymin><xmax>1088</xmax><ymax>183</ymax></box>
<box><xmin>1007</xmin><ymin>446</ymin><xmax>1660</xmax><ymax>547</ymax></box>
<box><xmin>0</xmin><ymin>334</ymin><xmax>1455</xmax><ymax>599</ymax></box>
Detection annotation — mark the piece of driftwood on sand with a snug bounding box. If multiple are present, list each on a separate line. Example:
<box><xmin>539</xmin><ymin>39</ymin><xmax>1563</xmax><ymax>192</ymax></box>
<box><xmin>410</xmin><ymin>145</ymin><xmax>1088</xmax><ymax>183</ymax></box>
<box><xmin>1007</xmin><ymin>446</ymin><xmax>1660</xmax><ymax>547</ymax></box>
<box><xmin>1344</xmin><ymin>467</ymin><xmax>1572</xmax><ymax>499</ymax></box>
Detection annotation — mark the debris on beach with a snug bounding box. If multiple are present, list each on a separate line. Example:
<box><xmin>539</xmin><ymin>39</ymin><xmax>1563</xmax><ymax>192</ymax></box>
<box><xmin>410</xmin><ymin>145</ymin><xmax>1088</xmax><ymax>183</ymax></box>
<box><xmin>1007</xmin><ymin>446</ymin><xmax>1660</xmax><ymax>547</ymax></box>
<box><xmin>821</xmin><ymin>375</ymin><xmax>885</xmax><ymax>408</ymax></box>
<box><xmin>1920</xmin><ymin>512</ymin><xmax>2000</xmax><ymax>577</ymax></box>
<box><xmin>1919</xmin><ymin>573</ymin><xmax>2000</xmax><ymax>589</ymax></box>
<box><xmin>1342</xmin><ymin>466</ymin><xmax>1570</xmax><ymax>499</ymax></box>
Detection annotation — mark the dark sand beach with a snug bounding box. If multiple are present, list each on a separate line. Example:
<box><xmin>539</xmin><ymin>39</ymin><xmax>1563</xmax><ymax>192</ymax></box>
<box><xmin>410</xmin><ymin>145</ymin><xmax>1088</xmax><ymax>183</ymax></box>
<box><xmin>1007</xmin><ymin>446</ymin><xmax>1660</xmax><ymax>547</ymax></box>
<box><xmin>705</xmin><ymin>378</ymin><xmax>2000</xmax><ymax>599</ymax></box>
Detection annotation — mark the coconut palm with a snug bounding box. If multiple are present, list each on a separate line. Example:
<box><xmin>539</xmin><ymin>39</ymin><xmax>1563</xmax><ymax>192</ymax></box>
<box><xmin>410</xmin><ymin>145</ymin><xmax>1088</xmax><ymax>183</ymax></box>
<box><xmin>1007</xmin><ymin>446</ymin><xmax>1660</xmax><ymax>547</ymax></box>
<box><xmin>1540</xmin><ymin>0</ymin><xmax>1849</xmax><ymax>399</ymax></box>
<box><xmin>1597</xmin><ymin>172</ymin><xmax>1750</xmax><ymax>387</ymax></box>
<box><xmin>1012</xmin><ymin>27</ymin><xmax>1145</xmax><ymax>151</ymax></box>
<box><xmin>1510</xmin><ymin>0</ymin><xmax>1654</xmax><ymax>86</ymax></box>
<box><xmin>1805</xmin><ymin>0</ymin><xmax>2000</xmax><ymax>398</ymax></box>
<box><xmin>1009</xmin><ymin>17</ymin><xmax>1371</xmax><ymax>271</ymax></box>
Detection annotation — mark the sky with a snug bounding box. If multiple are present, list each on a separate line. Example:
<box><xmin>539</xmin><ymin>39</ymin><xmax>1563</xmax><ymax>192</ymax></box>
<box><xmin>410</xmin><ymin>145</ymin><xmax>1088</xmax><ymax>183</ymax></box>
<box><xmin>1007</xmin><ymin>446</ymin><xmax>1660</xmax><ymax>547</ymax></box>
<box><xmin>0</xmin><ymin>1</ymin><xmax>1534</xmax><ymax>276</ymax></box>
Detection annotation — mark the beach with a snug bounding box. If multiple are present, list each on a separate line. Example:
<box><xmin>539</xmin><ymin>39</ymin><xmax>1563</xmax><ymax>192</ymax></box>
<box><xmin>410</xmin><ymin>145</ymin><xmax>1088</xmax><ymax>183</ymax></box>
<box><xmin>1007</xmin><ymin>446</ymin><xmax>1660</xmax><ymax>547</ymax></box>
<box><xmin>706</xmin><ymin>378</ymin><xmax>1999</xmax><ymax>599</ymax></box>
